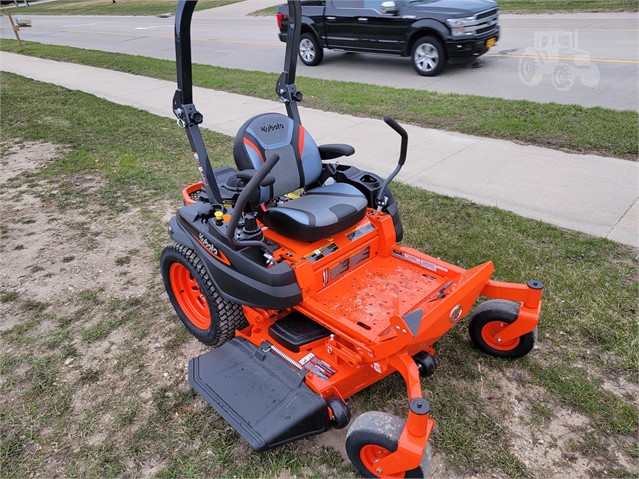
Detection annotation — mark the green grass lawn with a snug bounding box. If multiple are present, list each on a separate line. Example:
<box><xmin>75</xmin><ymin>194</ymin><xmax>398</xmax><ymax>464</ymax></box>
<box><xmin>2</xmin><ymin>40</ymin><xmax>637</xmax><ymax>161</ymax></box>
<box><xmin>0</xmin><ymin>72</ymin><xmax>637</xmax><ymax>479</ymax></box>
<box><xmin>6</xmin><ymin>0</ymin><xmax>241</xmax><ymax>16</ymax></box>
<box><xmin>499</xmin><ymin>0</ymin><xmax>638</xmax><ymax>12</ymax></box>
<box><xmin>250</xmin><ymin>0</ymin><xmax>638</xmax><ymax>15</ymax></box>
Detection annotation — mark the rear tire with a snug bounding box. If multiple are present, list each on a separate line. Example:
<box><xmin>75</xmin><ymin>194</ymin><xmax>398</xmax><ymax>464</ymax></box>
<box><xmin>412</xmin><ymin>36</ymin><xmax>445</xmax><ymax>76</ymax></box>
<box><xmin>161</xmin><ymin>243</ymin><xmax>247</xmax><ymax>346</ymax></box>
<box><xmin>346</xmin><ymin>411</ymin><xmax>432</xmax><ymax>478</ymax></box>
<box><xmin>468</xmin><ymin>299</ymin><xmax>537</xmax><ymax>359</ymax></box>
<box><xmin>299</xmin><ymin>33</ymin><xmax>323</xmax><ymax>66</ymax></box>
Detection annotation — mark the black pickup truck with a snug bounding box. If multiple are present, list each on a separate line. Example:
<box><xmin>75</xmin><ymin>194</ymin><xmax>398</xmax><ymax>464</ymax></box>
<box><xmin>277</xmin><ymin>0</ymin><xmax>499</xmax><ymax>76</ymax></box>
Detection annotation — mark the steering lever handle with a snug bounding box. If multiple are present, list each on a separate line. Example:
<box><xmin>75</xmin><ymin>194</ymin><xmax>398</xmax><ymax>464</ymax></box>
<box><xmin>227</xmin><ymin>154</ymin><xmax>280</xmax><ymax>253</ymax></box>
<box><xmin>383</xmin><ymin>115</ymin><xmax>408</xmax><ymax>166</ymax></box>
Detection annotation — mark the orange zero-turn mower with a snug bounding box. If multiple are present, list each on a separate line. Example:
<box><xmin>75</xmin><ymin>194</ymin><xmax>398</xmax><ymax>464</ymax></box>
<box><xmin>161</xmin><ymin>1</ymin><xmax>543</xmax><ymax>477</ymax></box>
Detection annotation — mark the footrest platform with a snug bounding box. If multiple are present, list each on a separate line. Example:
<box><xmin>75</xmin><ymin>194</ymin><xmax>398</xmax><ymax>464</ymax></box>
<box><xmin>189</xmin><ymin>337</ymin><xmax>330</xmax><ymax>452</ymax></box>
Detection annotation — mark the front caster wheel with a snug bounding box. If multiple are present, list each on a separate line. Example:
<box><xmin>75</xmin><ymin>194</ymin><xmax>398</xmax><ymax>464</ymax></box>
<box><xmin>468</xmin><ymin>299</ymin><xmax>537</xmax><ymax>359</ymax></box>
<box><xmin>160</xmin><ymin>243</ymin><xmax>247</xmax><ymax>347</ymax></box>
<box><xmin>346</xmin><ymin>412</ymin><xmax>432</xmax><ymax>478</ymax></box>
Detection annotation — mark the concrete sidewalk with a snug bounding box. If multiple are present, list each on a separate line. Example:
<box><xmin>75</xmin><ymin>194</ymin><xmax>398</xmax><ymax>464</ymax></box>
<box><xmin>196</xmin><ymin>0</ymin><xmax>282</xmax><ymax>17</ymax></box>
<box><xmin>1</xmin><ymin>52</ymin><xmax>637</xmax><ymax>247</ymax></box>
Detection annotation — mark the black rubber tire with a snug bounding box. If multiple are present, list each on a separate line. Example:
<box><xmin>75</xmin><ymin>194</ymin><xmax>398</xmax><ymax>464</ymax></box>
<box><xmin>468</xmin><ymin>299</ymin><xmax>537</xmax><ymax>359</ymax></box>
<box><xmin>346</xmin><ymin>411</ymin><xmax>432</xmax><ymax>478</ymax></box>
<box><xmin>328</xmin><ymin>397</ymin><xmax>351</xmax><ymax>429</ymax></box>
<box><xmin>412</xmin><ymin>36</ymin><xmax>446</xmax><ymax>76</ymax></box>
<box><xmin>413</xmin><ymin>351</ymin><xmax>436</xmax><ymax>378</ymax></box>
<box><xmin>160</xmin><ymin>243</ymin><xmax>247</xmax><ymax>347</ymax></box>
<box><xmin>299</xmin><ymin>32</ymin><xmax>323</xmax><ymax>66</ymax></box>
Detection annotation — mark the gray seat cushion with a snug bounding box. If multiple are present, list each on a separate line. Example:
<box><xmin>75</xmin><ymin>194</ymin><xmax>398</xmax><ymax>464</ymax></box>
<box><xmin>234</xmin><ymin>113</ymin><xmax>369</xmax><ymax>242</ymax></box>
<box><xmin>263</xmin><ymin>183</ymin><xmax>368</xmax><ymax>242</ymax></box>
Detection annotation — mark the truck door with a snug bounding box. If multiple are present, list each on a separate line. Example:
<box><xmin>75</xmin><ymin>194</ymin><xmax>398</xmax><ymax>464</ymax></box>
<box><xmin>325</xmin><ymin>0</ymin><xmax>407</xmax><ymax>53</ymax></box>
<box><xmin>355</xmin><ymin>0</ymin><xmax>408</xmax><ymax>53</ymax></box>
<box><xmin>324</xmin><ymin>0</ymin><xmax>363</xmax><ymax>50</ymax></box>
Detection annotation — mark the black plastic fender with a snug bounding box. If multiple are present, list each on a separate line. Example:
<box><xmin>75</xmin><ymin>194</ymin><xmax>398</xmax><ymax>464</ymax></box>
<box><xmin>404</xmin><ymin>20</ymin><xmax>449</xmax><ymax>56</ymax></box>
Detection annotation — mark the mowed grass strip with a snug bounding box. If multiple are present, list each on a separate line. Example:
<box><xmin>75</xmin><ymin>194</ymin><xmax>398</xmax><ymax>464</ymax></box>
<box><xmin>250</xmin><ymin>1</ymin><xmax>638</xmax><ymax>15</ymax></box>
<box><xmin>2</xmin><ymin>40</ymin><xmax>637</xmax><ymax>160</ymax></box>
<box><xmin>499</xmin><ymin>0</ymin><xmax>638</xmax><ymax>12</ymax></box>
<box><xmin>1</xmin><ymin>72</ymin><xmax>637</xmax><ymax>478</ymax></box>
<box><xmin>7</xmin><ymin>0</ymin><xmax>240</xmax><ymax>16</ymax></box>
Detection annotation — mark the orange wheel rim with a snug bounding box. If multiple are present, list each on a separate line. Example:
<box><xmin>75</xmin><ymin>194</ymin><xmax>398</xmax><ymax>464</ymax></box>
<box><xmin>481</xmin><ymin>321</ymin><xmax>520</xmax><ymax>351</ymax></box>
<box><xmin>360</xmin><ymin>445</ymin><xmax>405</xmax><ymax>479</ymax></box>
<box><xmin>169</xmin><ymin>262</ymin><xmax>211</xmax><ymax>330</ymax></box>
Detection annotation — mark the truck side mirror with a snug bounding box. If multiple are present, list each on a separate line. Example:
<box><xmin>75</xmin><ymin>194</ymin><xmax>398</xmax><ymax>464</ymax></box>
<box><xmin>381</xmin><ymin>0</ymin><xmax>398</xmax><ymax>14</ymax></box>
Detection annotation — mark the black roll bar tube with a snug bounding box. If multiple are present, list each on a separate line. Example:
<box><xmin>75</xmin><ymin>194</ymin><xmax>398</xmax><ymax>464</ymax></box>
<box><xmin>276</xmin><ymin>0</ymin><xmax>303</xmax><ymax>124</ymax></box>
<box><xmin>173</xmin><ymin>0</ymin><xmax>223</xmax><ymax>204</ymax></box>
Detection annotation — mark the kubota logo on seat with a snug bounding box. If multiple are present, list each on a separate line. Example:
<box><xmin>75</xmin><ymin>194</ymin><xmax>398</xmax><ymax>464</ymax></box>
<box><xmin>260</xmin><ymin>123</ymin><xmax>285</xmax><ymax>133</ymax></box>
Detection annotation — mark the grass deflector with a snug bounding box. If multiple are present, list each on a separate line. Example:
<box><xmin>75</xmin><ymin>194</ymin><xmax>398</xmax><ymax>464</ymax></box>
<box><xmin>161</xmin><ymin>1</ymin><xmax>544</xmax><ymax>476</ymax></box>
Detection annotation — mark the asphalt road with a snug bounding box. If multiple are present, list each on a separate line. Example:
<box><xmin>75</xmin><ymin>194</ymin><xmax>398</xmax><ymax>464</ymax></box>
<box><xmin>1</xmin><ymin>10</ymin><xmax>637</xmax><ymax>111</ymax></box>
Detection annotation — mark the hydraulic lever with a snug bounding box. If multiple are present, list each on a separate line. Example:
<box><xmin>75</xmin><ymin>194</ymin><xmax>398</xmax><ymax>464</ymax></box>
<box><xmin>226</xmin><ymin>154</ymin><xmax>281</xmax><ymax>256</ymax></box>
<box><xmin>376</xmin><ymin>116</ymin><xmax>408</xmax><ymax>210</ymax></box>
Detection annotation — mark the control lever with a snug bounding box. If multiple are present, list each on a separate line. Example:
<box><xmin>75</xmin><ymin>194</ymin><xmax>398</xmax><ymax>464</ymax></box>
<box><xmin>376</xmin><ymin>116</ymin><xmax>408</xmax><ymax>211</ymax></box>
<box><xmin>227</xmin><ymin>154</ymin><xmax>280</xmax><ymax>255</ymax></box>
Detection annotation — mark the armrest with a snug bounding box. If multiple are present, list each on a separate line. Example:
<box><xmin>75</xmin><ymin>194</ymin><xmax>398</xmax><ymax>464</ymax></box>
<box><xmin>236</xmin><ymin>169</ymin><xmax>276</xmax><ymax>187</ymax></box>
<box><xmin>318</xmin><ymin>143</ymin><xmax>355</xmax><ymax>160</ymax></box>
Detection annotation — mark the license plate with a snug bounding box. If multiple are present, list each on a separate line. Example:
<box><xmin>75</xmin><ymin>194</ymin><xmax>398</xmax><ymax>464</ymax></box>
<box><xmin>486</xmin><ymin>37</ymin><xmax>497</xmax><ymax>49</ymax></box>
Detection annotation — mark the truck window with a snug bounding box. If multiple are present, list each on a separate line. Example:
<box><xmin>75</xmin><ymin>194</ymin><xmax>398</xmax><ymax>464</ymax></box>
<box><xmin>330</xmin><ymin>0</ymin><xmax>363</xmax><ymax>8</ymax></box>
<box><xmin>362</xmin><ymin>0</ymin><xmax>384</xmax><ymax>10</ymax></box>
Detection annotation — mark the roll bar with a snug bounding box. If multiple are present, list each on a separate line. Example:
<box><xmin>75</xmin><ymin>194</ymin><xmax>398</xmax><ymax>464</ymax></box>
<box><xmin>276</xmin><ymin>0</ymin><xmax>303</xmax><ymax>124</ymax></box>
<box><xmin>173</xmin><ymin>0</ymin><xmax>304</xmax><ymax>203</ymax></box>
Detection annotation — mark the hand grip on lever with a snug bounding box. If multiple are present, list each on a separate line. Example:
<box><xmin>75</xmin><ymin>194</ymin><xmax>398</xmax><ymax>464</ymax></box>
<box><xmin>383</xmin><ymin>115</ymin><xmax>408</xmax><ymax>166</ymax></box>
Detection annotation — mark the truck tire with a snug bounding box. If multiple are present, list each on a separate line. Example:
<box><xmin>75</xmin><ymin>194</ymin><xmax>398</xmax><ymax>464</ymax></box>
<box><xmin>412</xmin><ymin>36</ymin><xmax>445</xmax><ymax>76</ymax></box>
<box><xmin>299</xmin><ymin>32</ymin><xmax>323</xmax><ymax>66</ymax></box>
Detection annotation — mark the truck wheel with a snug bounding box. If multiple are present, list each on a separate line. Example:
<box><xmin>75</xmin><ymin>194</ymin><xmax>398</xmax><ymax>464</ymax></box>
<box><xmin>299</xmin><ymin>33</ymin><xmax>323</xmax><ymax>66</ymax></box>
<box><xmin>161</xmin><ymin>243</ymin><xmax>247</xmax><ymax>347</ymax></box>
<box><xmin>468</xmin><ymin>299</ymin><xmax>537</xmax><ymax>359</ymax></box>
<box><xmin>346</xmin><ymin>412</ymin><xmax>432</xmax><ymax>478</ymax></box>
<box><xmin>412</xmin><ymin>36</ymin><xmax>445</xmax><ymax>76</ymax></box>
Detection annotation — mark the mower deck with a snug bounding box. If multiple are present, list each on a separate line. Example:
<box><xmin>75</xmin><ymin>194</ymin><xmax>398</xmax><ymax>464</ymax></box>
<box><xmin>314</xmin><ymin>253</ymin><xmax>447</xmax><ymax>337</ymax></box>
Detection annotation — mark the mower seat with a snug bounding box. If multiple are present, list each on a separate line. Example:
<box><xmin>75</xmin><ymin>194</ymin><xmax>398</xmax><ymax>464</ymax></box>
<box><xmin>233</xmin><ymin>113</ymin><xmax>367</xmax><ymax>242</ymax></box>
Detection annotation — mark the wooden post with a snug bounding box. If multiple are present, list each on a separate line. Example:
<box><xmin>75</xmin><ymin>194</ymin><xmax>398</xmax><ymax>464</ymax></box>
<box><xmin>6</xmin><ymin>11</ymin><xmax>22</xmax><ymax>46</ymax></box>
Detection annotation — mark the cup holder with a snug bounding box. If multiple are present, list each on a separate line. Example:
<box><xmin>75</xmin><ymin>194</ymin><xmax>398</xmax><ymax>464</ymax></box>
<box><xmin>360</xmin><ymin>174</ymin><xmax>379</xmax><ymax>185</ymax></box>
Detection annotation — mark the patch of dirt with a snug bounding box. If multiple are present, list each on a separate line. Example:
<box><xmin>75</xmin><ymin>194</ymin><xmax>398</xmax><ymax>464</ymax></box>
<box><xmin>481</xmin><ymin>367</ymin><xmax>635</xmax><ymax>478</ymax></box>
<box><xmin>0</xmin><ymin>141</ymin><xmax>187</xmax><ymax>476</ymax></box>
<box><xmin>0</xmin><ymin>140</ymin><xmax>65</xmax><ymax>184</ymax></box>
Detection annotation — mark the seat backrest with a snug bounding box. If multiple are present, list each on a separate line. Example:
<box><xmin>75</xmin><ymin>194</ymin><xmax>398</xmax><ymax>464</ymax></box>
<box><xmin>233</xmin><ymin>113</ymin><xmax>322</xmax><ymax>204</ymax></box>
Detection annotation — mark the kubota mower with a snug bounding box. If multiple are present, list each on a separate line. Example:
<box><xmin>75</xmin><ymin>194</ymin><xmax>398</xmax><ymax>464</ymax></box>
<box><xmin>161</xmin><ymin>1</ymin><xmax>543</xmax><ymax>477</ymax></box>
